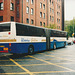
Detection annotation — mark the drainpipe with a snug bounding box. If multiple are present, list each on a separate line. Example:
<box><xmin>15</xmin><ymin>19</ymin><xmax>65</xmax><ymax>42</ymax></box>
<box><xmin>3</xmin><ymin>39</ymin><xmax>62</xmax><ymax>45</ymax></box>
<box><xmin>22</xmin><ymin>0</ymin><xmax>23</xmax><ymax>23</ymax></box>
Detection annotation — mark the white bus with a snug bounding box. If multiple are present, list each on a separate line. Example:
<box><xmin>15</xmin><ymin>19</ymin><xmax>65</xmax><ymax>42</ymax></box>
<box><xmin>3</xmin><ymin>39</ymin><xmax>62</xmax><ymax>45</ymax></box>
<box><xmin>0</xmin><ymin>22</ymin><xmax>67</xmax><ymax>54</ymax></box>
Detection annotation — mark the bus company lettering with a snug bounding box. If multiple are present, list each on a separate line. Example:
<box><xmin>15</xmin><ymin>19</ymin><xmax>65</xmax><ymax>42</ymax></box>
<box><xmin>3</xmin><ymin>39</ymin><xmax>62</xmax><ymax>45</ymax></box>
<box><xmin>21</xmin><ymin>38</ymin><xmax>30</xmax><ymax>42</ymax></box>
<box><xmin>31</xmin><ymin>38</ymin><xmax>38</xmax><ymax>42</ymax></box>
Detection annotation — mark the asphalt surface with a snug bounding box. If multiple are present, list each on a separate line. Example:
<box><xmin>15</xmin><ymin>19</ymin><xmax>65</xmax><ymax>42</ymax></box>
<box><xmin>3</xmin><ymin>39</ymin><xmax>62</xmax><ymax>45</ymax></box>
<box><xmin>0</xmin><ymin>45</ymin><xmax>75</xmax><ymax>75</ymax></box>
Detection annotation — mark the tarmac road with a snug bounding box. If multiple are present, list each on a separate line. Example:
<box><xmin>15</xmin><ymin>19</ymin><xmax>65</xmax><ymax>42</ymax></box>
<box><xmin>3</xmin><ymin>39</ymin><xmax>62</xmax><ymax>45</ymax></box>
<box><xmin>0</xmin><ymin>45</ymin><xmax>75</xmax><ymax>75</ymax></box>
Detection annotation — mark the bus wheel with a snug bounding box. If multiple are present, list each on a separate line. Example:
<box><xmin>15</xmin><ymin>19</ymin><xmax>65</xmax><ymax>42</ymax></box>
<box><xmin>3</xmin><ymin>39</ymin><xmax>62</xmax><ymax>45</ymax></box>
<box><xmin>28</xmin><ymin>45</ymin><xmax>34</xmax><ymax>55</ymax></box>
<box><xmin>53</xmin><ymin>43</ymin><xmax>56</xmax><ymax>50</ymax></box>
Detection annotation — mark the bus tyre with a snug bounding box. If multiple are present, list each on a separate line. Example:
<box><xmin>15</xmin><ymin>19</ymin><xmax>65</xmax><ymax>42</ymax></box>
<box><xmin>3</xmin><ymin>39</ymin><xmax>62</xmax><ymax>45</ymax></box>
<box><xmin>28</xmin><ymin>45</ymin><xmax>34</xmax><ymax>55</ymax></box>
<box><xmin>53</xmin><ymin>43</ymin><xmax>56</xmax><ymax>50</ymax></box>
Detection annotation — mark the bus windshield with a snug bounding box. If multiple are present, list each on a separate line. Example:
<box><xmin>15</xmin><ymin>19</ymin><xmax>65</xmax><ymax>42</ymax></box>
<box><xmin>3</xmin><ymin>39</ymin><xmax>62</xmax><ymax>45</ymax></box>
<box><xmin>0</xmin><ymin>23</ymin><xmax>10</xmax><ymax>32</ymax></box>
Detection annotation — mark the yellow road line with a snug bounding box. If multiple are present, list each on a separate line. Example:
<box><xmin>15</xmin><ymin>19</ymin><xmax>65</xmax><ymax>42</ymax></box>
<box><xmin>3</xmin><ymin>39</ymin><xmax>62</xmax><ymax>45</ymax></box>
<box><xmin>9</xmin><ymin>58</ymin><xmax>33</xmax><ymax>75</ymax></box>
<box><xmin>39</xmin><ymin>53</ymin><xmax>75</xmax><ymax>62</ymax></box>
<box><xmin>22</xmin><ymin>64</ymin><xmax>48</xmax><ymax>66</ymax></box>
<box><xmin>0</xmin><ymin>72</ymin><xmax>28</xmax><ymax>75</ymax></box>
<box><xmin>0</xmin><ymin>54</ymin><xmax>12</xmax><ymax>57</ymax></box>
<box><xmin>0</xmin><ymin>65</ymin><xmax>16</xmax><ymax>66</ymax></box>
<box><xmin>29</xmin><ymin>55</ymin><xmax>74</xmax><ymax>71</ymax></box>
<box><xmin>39</xmin><ymin>53</ymin><xmax>75</xmax><ymax>65</ymax></box>
<box><xmin>0</xmin><ymin>60</ymin><xmax>10</xmax><ymax>61</ymax></box>
<box><xmin>56</xmin><ymin>63</ymin><xmax>75</xmax><ymax>64</ymax></box>
<box><xmin>38</xmin><ymin>53</ymin><xmax>75</xmax><ymax>62</ymax></box>
<box><xmin>0</xmin><ymin>71</ymin><xmax>74</xmax><ymax>75</ymax></box>
<box><xmin>45</xmin><ymin>55</ymin><xmax>75</xmax><ymax>62</ymax></box>
<box><xmin>14</xmin><ymin>59</ymin><xmax>34</xmax><ymax>61</ymax></box>
<box><xmin>0</xmin><ymin>64</ymin><xmax>48</xmax><ymax>67</ymax></box>
<box><xmin>45</xmin><ymin>52</ymin><xmax>67</xmax><ymax>55</ymax></box>
<box><xmin>44</xmin><ymin>58</ymin><xmax>60</xmax><ymax>60</ymax></box>
<box><xmin>0</xmin><ymin>57</ymin><xmax>34</xmax><ymax>61</ymax></box>
<box><xmin>32</xmin><ymin>71</ymin><xmax>73</xmax><ymax>74</ymax></box>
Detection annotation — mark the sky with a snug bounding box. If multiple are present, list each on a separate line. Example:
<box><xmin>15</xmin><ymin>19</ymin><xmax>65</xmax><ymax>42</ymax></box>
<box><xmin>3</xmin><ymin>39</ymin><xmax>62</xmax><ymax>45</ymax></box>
<box><xmin>65</xmin><ymin>0</ymin><xmax>75</xmax><ymax>21</ymax></box>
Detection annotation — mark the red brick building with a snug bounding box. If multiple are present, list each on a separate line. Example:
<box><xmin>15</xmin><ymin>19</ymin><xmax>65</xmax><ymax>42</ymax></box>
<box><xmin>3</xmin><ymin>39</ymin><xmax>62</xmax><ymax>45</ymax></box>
<box><xmin>0</xmin><ymin>0</ymin><xmax>64</xmax><ymax>30</ymax></box>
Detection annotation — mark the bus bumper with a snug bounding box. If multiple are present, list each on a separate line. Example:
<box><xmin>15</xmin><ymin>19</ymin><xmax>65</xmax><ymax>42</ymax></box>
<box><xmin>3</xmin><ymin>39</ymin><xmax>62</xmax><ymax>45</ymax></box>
<box><xmin>0</xmin><ymin>51</ymin><xmax>8</xmax><ymax>53</ymax></box>
<box><xmin>0</xmin><ymin>47</ymin><xmax>9</xmax><ymax>53</ymax></box>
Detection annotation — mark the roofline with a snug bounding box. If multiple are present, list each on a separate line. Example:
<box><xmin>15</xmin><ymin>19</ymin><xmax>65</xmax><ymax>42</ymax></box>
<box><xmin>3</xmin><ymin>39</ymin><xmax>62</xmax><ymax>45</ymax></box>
<box><xmin>0</xmin><ymin>22</ymin><xmax>12</xmax><ymax>24</ymax></box>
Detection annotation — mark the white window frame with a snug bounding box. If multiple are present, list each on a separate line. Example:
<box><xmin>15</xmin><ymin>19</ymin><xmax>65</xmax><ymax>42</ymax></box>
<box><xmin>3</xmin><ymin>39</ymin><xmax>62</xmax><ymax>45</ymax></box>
<box><xmin>26</xmin><ymin>6</ymin><xmax>29</xmax><ymax>13</ymax></box>
<box><xmin>31</xmin><ymin>0</ymin><xmax>33</xmax><ymax>4</ymax></box>
<box><xmin>26</xmin><ymin>0</ymin><xmax>29</xmax><ymax>2</ymax></box>
<box><xmin>31</xmin><ymin>8</ymin><xmax>33</xmax><ymax>15</ymax></box>
<box><xmin>0</xmin><ymin>2</ymin><xmax>3</xmax><ymax>10</ymax></box>
<box><xmin>43</xmin><ymin>13</ymin><xmax>45</xmax><ymax>19</ymax></box>
<box><xmin>40</xmin><ymin>3</ymin><xmax>42</xmax><ymax>8</ymax></box>
<box><xmin>40</xmin><ymin>12</ymin><xmax>42</xmax><ymax>17</ymax></box>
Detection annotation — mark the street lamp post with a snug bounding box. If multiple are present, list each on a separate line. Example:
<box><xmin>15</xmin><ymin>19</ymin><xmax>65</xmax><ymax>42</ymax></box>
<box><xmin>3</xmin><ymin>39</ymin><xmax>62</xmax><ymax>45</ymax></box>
<box><xmin>73</xmin><ymin>17</ymin><xmax>74</xmax><ymax>34</ymax></box>
<box><xmin>73</xmin><ymin>17</ymin><xmax>75</xmax><ymax>40</ymax></box>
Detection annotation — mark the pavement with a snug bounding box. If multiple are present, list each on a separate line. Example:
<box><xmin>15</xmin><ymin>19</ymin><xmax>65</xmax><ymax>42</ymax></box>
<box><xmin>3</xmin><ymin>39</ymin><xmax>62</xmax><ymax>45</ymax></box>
<box><xmin>0</xmin><ymin>45</ymin><xmax>75</xmax><ymax>75</ymax></box>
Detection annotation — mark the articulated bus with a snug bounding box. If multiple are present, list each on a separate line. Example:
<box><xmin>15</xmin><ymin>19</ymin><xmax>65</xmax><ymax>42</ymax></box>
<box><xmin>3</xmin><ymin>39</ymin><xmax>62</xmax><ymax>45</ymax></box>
<box><xmin>0</xmin><ymin>22</ymin><xmax>67</xmax><ymax>54</ymax></box>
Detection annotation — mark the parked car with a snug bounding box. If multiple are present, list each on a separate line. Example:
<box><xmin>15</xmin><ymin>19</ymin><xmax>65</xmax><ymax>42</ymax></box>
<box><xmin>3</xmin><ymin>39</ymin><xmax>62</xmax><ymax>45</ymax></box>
<box><xmin>73</xmin><ymin>40</ymin><xmax>75</xmax><ymax>44</ymax></box>
<box><xmin>67</xmin><ymin>40</ymin><xmax>73</xmax><ymax>45</ymax></box>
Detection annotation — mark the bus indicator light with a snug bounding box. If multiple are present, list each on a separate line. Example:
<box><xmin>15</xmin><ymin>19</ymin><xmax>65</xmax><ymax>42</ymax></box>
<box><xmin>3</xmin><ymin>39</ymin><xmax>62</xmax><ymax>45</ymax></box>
<box><xmin>9</xmin><ymin>49</ymin><xmax>11</xmax><ymax>51</ymax></box>
<box><xmin>8</xmin><ymin>32</ymin><xmax>11</xmax><ymax>35</ymax></box>
<box><xmin>9</xmin><ymin>43</ymin><xmax>11</xmax><ymax>47</ymax></box>
<box><xmin>3</xmin><ymin>48</ymin><xmax>8</xmax><ymax>51</ymax></box>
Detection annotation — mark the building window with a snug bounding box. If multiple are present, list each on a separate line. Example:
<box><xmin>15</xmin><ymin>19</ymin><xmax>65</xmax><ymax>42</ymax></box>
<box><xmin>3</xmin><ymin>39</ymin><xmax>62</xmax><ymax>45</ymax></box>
<box><xmin>26</xmin><ymin>6</ymin><xmax>29</xmax><ymax>13</ymax></box>
<box><xmin>52</xmin><ymin>9</ymin><xmax>54</xmax><ymax>14</ymax></box>
<box><xmin>40</xmin><ymin>3</ymin><xmax>42</xmax><ymax>8</ymax></box>
<box><xmin>40</xmin><ymin>22</ymin><xmax>42</xmax><ymax>26</ymax></box>
<box><xmin>50</xmin><ymin>8</ymin><xmax>51</xmax><ymax>13</ymax></box>
<box><xmin>0</xmin><ymin>2</ymin><xmax>3</xmax><ymax>10</ymax></box>
<box><xmin>43</xmin><ymin>22</ymin><xmax>45</xmax><ymax>27</ymax></box>
<box><xmin>26</xmin><ymin>18</ymin><xmax>29</xmax><ymax>23</ymax></box>
<box><xmin>59</xmin><ymin>26</ymin><xmax>60</xmax><ymax>29</ymax></box>
<box><xmin>43</xmin><ymin>13</ymin><xmax>45</xmax><ymax>19</ymax></box>
<box><xmin>17</xmin><ymin>7</ymin><xmax>19</xmax><ymax>18</ymax></box>
<box><xmin>26</xmin><ymin>0</ymin><xmax>29</xmax><ymax>2</ymax></box>
<box><xmin>31</xmin><ymin>8</ymin><xmax>33</xmax><ymax>15</ymax></box>
<box><xmin>40</xmin><ymin>12</ymin><xmax>42</xmax><ymax>17</ymax></box>
<box><xmin>57</xmin><ymin>18</ymin><xmax>58</xmax><ymax>23</ymax></box>
<box><xmin>50</xmin><ymin>16</ymin><xmax>51</xmax><ymax>21</ymax></box>
<box><xmin>31</xmin><ymin>19</ymin><xmax>34</xmax><ymax>24</ymax></box>
<box><xmin>52</xmin><ymin>16</ymin><xmax>54</xmax><ymax>22</ymax></box>
<box><xmin>50</xmin><ymin>0</ymin><xmax>51</xmax><ymax>4</ymax></box>
<box><xmin>57</xmin><ymin>26</ymin><xmax>58</xmax><ymax>29</ymax></box>
<box><xmin>57</xmin><ymin>0</ymin><xmax>60</xmax><ymax>2</ymax></box>
<box><xmin>52</xmin><ymin>1</ymin><xmax>54</xmax><ymax>6</ymax></box>
<box><xmin>59</xmin><ymin>19</ymin><xmax>60</xmax><ymax>23</ymax></box>
<box><xmin>57</xmin><ymin>12</ymin><xmax>58</xmax><ymax>16</ymax></box>
<box><xmin>17</xmin><ymin>0</ymin><xmax>19</xmax><ymax>4</ymax></box>
<box><xmin>59</xmin><ymin>13</ymin><xmax>60</xmax><ymax>16</ymax></box>
<box><xmin>31</xmin><ymin>0</ymin><xmax>33</xmax><ymax>4</ymax></box>
<box><xmin>11</xmin><ymin>16</ymin><xmax>14</xmax><ymax>21</ymax></box>
<box><xmin>0</xmin><ymin>16</ymin><xmax>3</xmax><ymax>21</ymax></box>
<box><xmin>43</xmin><ymin>4</ymin><xmax>45</xmax><ymax>10</ymax></box>
<box><xmin>10</xmin><ymin>3</ymin><xmax>14</xmax><ymax>11</ymax></box>
<box><xmin>59</xmin><ymin>6</ymin><xmax>60</xmax><ymax>9</ymax></box>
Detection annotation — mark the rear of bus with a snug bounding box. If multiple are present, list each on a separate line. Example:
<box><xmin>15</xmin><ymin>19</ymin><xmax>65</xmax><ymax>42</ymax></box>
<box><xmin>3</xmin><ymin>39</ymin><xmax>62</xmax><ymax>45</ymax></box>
<box><xmin>0</xmin><ymin>22</ymin><xmax>16</xmax><ymax>53</ymax></box>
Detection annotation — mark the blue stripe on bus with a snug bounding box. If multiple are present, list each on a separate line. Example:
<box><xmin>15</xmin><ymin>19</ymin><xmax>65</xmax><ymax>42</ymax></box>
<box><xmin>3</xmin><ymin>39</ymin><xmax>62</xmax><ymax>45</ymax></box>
<box><xmin>0</xmin><ymin>41</ymin><xmax>66</xmax><ymax>54</ymax></box>
<box><xmin>9</xmin><ymin>42</ymin><xmax>46</xmax><ymax>53</ymax></box>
